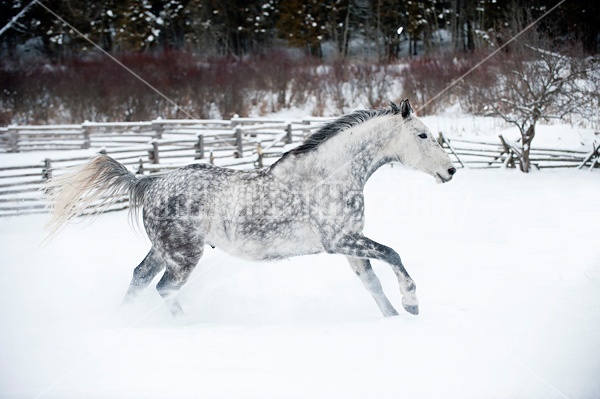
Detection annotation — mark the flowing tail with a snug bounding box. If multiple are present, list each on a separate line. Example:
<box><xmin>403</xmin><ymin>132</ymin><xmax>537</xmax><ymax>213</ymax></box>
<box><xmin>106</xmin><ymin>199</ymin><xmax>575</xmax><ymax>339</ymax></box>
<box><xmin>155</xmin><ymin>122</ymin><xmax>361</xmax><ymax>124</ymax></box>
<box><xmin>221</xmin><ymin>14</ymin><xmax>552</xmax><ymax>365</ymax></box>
<box><xmin>45</xmin><ymin>154</ymin><xmax>156</xmax><ymax>237</ymax></box>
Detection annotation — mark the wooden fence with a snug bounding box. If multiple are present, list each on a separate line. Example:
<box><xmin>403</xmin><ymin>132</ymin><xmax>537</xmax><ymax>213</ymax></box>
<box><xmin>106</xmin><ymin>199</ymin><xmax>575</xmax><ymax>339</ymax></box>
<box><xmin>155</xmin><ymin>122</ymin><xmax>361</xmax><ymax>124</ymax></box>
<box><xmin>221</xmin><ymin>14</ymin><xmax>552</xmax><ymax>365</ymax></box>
<box><xmin>0</xmin><ymin>118</ymin><xmax>598</xmax><ymax>217</ymax></box>
<box><xmin>438</xmin><ymin>133</ymin><xmax>599</xmax><ymax>170</ymax></box>
<box><xmin>0</xmin><ymin>117</ymin><xmax>326</xmax><ymax>154</ymax></box>
<box><xmin>0</xmin><ymin>117</ymin><xmax>327</xmax><ymax>217</ymax></box>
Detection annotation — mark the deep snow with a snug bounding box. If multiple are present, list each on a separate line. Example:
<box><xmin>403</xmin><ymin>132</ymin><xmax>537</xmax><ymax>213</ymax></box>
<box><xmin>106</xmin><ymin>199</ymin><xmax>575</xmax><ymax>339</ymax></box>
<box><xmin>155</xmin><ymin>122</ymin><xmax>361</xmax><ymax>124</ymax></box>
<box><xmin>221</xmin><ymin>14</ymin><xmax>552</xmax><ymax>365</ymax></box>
<box><xmin>1</xmin><ymin>166</ymin><xmax>599</xmax><ymax>399</ymax></box>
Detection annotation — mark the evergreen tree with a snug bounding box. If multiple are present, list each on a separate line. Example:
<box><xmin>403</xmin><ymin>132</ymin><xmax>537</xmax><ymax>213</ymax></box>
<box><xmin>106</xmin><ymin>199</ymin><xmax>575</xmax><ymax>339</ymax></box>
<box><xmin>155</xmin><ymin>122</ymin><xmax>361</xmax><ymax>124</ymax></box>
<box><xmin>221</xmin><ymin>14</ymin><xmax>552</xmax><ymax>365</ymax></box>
<box><xmin>0</xmin><ymin>0</ymin><xmax>598</xmax><ymax>59</ymax></box>
<box><xmin>277</xmin><ymin>0</ymin><xmax>327</xmax><ymax>56</ymax></box>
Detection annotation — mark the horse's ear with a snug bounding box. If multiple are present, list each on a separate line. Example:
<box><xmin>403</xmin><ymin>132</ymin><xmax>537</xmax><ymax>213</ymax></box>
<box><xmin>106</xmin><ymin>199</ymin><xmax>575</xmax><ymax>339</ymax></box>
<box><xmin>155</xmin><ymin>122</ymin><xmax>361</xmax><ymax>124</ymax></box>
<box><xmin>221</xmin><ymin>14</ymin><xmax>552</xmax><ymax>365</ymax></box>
<box><xmin>400</xmin><ymin>99</ymin><xmax>414</xmax><ymax>119</ymax></box>
<box><xmin>390</xmin><ymin>101</ymin><xmax>400</xmax><ymax>114</ymax></box>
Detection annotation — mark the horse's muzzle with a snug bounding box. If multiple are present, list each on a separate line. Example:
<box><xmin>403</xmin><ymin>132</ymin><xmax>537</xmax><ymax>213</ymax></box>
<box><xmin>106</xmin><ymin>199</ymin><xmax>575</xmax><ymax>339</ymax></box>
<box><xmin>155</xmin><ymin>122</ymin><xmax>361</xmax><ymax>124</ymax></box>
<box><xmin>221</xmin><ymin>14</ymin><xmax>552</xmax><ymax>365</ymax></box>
<box><xmin>435</xmin><ymin>168</ymin><xmax>455</xmax><ymax>183</ymax></box>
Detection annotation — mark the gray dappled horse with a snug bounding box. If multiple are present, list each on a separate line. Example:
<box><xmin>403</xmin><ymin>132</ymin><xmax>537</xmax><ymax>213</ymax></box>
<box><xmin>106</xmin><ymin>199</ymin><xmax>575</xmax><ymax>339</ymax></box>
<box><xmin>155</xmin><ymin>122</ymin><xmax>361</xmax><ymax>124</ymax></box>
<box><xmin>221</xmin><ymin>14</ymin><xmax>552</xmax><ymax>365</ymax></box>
<box><xmin>46</xmin><ymin>100</ymin><xmax>456</xmax><ymax>317</ymax></box>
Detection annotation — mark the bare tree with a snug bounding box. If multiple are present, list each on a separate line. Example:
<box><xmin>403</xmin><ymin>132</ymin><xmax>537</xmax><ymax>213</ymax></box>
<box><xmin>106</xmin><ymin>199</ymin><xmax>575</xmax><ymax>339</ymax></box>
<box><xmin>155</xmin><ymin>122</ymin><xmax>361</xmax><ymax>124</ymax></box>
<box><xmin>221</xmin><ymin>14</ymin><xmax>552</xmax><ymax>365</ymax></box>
<box><xmin>472</xmin><ymin>37</ymin><xmax>594</xmax><ymax>172</ymax></box>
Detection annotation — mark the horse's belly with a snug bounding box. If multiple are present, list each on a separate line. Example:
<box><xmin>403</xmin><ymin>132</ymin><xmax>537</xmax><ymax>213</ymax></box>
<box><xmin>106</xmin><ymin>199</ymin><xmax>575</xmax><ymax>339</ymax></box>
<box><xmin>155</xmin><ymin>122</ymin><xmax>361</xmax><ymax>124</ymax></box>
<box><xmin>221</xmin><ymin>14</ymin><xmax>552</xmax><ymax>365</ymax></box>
<box><xmin>207</xmin><ymin>224</ymin><xmax>324</xmax><ymax>261</ymax></box>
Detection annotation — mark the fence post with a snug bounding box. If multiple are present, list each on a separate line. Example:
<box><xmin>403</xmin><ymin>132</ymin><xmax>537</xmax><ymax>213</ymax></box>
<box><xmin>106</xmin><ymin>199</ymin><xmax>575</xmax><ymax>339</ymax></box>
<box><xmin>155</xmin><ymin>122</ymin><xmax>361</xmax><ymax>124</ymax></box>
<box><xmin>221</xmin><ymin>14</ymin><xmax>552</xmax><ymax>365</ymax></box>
<box><xmin>498</xmin><ymin>135</ymin><xmax>515</xmax><ymax>168</ymax></box>
<box><xmin>285</xmin><ymin>123</ymin><xmax>293</xmax><ymax>144</ymax></box>
<box><xmin>591</xmin><ymin>143</ymin><xmax>600</xmax><ymax>171</ymax></box>
<box><xmin>439</xmin><ymin>131</ymin><xmax>466</xmax><ymax>168</ymax></box>
<box><xmin>137</xmin><ymin>158</ymin><xmax>145</xmax><ymax>175</ymax></box>
<box><xmin>149</xmin><ymin>140</ymin><xmax>160</xmax><ymax>164</ymax></box>
<box><xmin>7</xmin><ymin>126</ymin><xmax>19</xmax><ymax>153</ymax></box>
<box><xmin>151</xmin><ymin>119</ymin><xmax>164</xmax><ymax>140</ymax></box>
<box><xmin>256</xmin><ymin>142</ymin><xmax>263</xmax><ymax>168</ymax></box>
<box><xmin>210</xmin><ymin>151</ymin><xmax>215</xmax><ymax>165</ymax></box>
<box><xmin>42</xmin><ymin>158</ymin><xmax>52</xmax><ymax>181</ymax></box>
<box><xmin>235</xmin><ymin>128</ymin><xmax>243</xmax><ymax>158</ymax></box>
<box><xmin>195</xmin><ymin>134</ymin><xmax>205</xmax><ymax>159</ymax></box>
<box><xmin>302</xmin><ymin>120</ymin><xmax>311</xmax><ymax>139</ymax></box>
<box><xmin>82</xmin><ymin>122</ymin><xmax>91</xmax><ymax>149</ymax></box>
<box><xmin>578</xmin><ymin>142</ymin><xmax>600</xmax><ymax>170</ymax></box>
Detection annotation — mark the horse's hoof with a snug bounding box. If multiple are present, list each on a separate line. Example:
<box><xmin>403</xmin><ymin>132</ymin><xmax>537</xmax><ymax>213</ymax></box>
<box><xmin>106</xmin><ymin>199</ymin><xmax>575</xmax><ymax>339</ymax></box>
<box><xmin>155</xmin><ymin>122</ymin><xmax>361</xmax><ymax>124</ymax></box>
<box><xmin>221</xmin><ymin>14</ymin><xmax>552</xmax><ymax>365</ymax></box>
<box><xmin>168</xmin><ymin>302</ymin><xmax>185</xmax><ymax>318</ymax></box>
<box><xmin>383</xmin><ymin>308</ymin><xmax>400</xmax><ymax>317</ymax></box>
<box><xmin>403</xmin><ymin>304</ymin><xmax>419</xmax><ymax>315</ymax></box>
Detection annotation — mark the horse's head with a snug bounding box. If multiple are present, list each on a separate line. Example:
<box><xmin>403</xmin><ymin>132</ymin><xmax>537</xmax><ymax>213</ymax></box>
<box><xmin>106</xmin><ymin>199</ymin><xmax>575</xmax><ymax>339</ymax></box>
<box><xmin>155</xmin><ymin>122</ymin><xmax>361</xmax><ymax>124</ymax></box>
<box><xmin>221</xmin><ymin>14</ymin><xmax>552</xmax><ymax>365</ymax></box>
<box><xmin>390</xmin><ymin>100</ymin><xmax>456</xmax><ymax>183</ymax></box>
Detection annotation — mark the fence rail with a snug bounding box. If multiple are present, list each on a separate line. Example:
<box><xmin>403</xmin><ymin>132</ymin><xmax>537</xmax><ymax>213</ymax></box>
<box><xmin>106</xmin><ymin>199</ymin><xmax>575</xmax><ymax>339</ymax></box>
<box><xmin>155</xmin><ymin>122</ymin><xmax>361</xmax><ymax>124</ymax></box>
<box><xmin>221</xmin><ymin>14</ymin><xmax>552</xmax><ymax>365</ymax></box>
<box><xmin>0</xmin><ymin>118</ymin><xmax>597</xmax><ymax>217</ymax></box>
<box><xmin>0</xmin><ymin>117</ymin><xmax>322</xmax><ymax>154</ymax></box>
<box><xmin>438</xmin><ymin>133</ymin><xmax>599</xmax><ymax>171</ymax></box>
<box><xmin>0</xmin><ymin>117</ymin><xmax>328</xmax><ymax>217</ymax></box>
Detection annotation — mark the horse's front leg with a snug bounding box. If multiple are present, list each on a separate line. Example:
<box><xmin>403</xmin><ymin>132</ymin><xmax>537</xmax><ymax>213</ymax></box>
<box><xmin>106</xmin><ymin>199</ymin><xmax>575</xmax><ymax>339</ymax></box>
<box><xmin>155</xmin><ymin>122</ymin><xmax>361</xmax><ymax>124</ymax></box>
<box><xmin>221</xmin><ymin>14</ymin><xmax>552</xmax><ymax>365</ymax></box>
<box><xmin>332</xmin><ymin>233</ymin><xmax>419</xmax><ymax>316</ymax></box>
<box><xmin>346</xmin><ymin>257</ymin><xmax>399</xmax><ymax>317</ymax></box>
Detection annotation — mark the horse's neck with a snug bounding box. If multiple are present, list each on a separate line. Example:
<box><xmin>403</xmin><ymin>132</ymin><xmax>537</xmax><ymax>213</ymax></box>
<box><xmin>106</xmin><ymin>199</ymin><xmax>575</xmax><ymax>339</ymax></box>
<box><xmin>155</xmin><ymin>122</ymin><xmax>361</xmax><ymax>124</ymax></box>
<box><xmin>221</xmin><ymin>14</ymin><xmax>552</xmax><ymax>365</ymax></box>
<box><xmin>272</xmin><ymin>117</ymin><xmax>395</xmax><ymax>188</ymax></box>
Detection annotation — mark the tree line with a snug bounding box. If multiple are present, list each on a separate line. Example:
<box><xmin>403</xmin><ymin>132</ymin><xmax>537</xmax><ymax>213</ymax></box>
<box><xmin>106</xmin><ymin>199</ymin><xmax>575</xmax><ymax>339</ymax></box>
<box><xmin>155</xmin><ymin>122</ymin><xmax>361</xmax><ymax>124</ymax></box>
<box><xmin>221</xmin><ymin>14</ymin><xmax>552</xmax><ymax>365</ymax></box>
<box><xmin>1</xmin><ymin>0</ymin><xmax>598</xmax><ymax>60</ymax></box>
<box><xmin>2</xmin><ymin>0</ymin><xmax>598</xmax><ymax>175</ymax></box>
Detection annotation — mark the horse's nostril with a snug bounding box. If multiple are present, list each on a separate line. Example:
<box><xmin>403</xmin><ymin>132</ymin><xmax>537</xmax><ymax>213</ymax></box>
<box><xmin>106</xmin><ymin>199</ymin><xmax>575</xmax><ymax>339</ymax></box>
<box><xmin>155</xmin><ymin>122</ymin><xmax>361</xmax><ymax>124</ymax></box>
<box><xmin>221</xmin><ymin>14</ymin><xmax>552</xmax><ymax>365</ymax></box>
<box><xmin>448</xmin><ymin>167</ymin><xmax>456</xmax><ymax>176</ymax></box>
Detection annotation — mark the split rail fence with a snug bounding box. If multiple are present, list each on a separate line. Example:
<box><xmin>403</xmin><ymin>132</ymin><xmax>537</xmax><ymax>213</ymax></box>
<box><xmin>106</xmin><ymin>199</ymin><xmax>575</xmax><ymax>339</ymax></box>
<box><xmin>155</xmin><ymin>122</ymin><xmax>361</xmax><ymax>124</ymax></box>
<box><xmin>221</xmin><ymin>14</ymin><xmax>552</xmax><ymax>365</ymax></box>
<box><xmin>437</xmin><ymin>132</ymin><xmax>599</xmax><ymax>171</ymax></box>
<box><xmin>0</xmin><ymin>118</ymin><xmax>598</xmax><ymax>217</ymax></box>
<box><xmin>0</xmin><ymin>117</ymin><xmax>324</xmax><ymax>217</ymax></box>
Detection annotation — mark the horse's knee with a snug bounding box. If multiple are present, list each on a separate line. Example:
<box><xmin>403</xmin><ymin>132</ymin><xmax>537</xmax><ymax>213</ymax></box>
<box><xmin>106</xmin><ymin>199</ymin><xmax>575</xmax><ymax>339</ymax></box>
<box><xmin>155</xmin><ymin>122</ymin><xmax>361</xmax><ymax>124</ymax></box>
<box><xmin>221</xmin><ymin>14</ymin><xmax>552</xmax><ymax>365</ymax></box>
<box><xmin>133</xmin><ymin>251</ymin><xmax>164</xmax><ymax>279</ymax></box>
<box><xmin>125</xmin><ymin>249</ymin><xmax>165</xmax><ymax>301</ymax></box>
<box><xmin>154</xmin><ymin>270</ymin><xmax>188</xmax><ymax>316</ymax></box>
<box><xmin>156</xmin><ymin>259</ymin><xmax>197</xmax><ymax>293</ymax></box>
<box><xmin>156</xmin><ymin>271</ymin><xmax>182</xmax><ymax>294</ymax></box>
<box><xmin>156</xmin><ymin>277</ymin><xmax>177</xmax><ymax>299</ymax></box>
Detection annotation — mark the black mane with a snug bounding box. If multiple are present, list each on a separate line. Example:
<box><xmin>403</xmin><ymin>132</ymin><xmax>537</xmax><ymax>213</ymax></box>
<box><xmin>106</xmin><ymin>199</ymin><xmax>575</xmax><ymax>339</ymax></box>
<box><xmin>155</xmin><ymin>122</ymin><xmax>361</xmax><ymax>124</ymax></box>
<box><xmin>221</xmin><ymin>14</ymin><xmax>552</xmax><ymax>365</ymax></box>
<box><xmin>284</xmin><ymin>105</ymin><xmax>398</xmax><ymax>157</ymax></box>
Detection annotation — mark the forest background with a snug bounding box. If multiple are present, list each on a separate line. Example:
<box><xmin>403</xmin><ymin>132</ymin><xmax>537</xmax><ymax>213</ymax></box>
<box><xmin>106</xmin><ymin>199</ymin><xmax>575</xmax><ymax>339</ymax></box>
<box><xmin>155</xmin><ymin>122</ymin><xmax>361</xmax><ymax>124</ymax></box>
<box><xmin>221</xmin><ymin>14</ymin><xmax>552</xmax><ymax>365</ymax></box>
<box><xmin>1</xmin><ymin>0</ymin><xmax>598</xmax><ymax>125</ymax></box>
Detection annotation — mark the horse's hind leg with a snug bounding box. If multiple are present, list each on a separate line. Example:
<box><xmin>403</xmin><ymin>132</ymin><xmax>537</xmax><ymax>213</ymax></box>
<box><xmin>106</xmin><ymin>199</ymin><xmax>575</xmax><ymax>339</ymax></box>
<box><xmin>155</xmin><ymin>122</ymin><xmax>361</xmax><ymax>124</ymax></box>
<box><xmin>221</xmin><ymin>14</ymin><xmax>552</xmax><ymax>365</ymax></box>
<box><xmin>155</xmin><ymin>243</ymin><xmax>204</xmax><ymax>317</ymax></box>
<box><xmin>346</xmin><ymin>257</ymin><xmax>399</xmax><ymax>317</ymax></box>
<box><xmin>123</xmin><ymin>248</ymin><xmax>165</xmax><ymax>304</ymax></box>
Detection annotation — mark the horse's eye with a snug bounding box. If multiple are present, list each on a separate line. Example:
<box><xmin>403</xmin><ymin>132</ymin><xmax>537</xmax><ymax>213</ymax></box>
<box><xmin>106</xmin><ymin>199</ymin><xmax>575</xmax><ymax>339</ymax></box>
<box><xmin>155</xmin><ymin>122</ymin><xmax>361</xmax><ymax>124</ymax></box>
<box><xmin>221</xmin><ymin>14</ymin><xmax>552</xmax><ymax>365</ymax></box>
<box><xmin>418</xmin><ymin>133</ymin><xmax>427</xmax><ymax>139</ymax></box>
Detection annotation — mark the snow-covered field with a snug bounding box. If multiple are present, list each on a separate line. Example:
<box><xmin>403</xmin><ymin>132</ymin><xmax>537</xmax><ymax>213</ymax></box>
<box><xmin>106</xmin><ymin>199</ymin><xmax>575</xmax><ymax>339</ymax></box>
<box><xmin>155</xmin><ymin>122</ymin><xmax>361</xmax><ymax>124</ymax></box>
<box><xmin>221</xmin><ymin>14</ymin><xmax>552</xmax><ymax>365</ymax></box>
<box><xmin>1</xmin><ymin>165</ymin><xmax>599</xmax><ymax>399</ymax></box>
